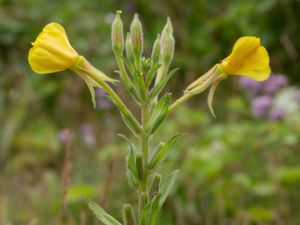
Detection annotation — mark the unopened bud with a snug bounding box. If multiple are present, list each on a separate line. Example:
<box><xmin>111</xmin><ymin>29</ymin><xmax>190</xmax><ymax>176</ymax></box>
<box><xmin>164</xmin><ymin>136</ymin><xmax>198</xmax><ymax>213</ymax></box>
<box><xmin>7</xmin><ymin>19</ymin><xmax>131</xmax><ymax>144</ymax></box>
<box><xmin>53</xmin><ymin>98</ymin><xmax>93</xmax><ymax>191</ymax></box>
<box><xmin>160</xmin><ymin>17</ymin><xmax>173</xmax><ymax>50</ymax></box>
<box><xmin>125</xmin><ymin>33</ymin><xmax>134</xmax><ymax>63</ymax></box>
<box><xmin>130</xmin><ymin>14</ymin><xmax>143</xmax><ymax>60</ymax></box>
<box><xmin>162</xmin><ymin>32</ymin><xmax>175</xmax><ymax>65</ymax></box>
<box><xmin>151</xmin><ymin>34</ymin><xmax>161</xmax><ymax>65</ymax></box>
<box><xmin>136</xmin><ymin>152</ymin><xmax>144</xmax><ymax>180</ymax></box>
<box><xmin>123</xmin><ymin>204</ymin><xmax>137</xmax><ymax>225</ymax></box>
<box><xmin>149</xmin><ymin>173</ymin><xmax>161</xmax><ymax>199</ymax></box>
<box><xmin>111</xmin><ymin>10</ymin><xmax>124</xmax><ymax>56</ymax></box>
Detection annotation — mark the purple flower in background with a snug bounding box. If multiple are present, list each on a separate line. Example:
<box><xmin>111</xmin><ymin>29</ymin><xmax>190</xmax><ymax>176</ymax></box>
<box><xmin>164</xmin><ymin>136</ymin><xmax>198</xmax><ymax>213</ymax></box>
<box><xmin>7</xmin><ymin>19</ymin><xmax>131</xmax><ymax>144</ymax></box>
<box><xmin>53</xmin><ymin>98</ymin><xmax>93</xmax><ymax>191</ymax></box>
<box><xmin>239</xmin><ymin>77</ymin><xmax>263</xmax><ymax>96</ymax></box>
<box><xmin>58</xmin><ymin>129</ymin><xmax>74</xmax><ymax>145</ymax></box>
<box><xmin>294</xmin><ymin>90</ymin><xmax>300</xmax><ymax>103</ymax></box>
<box><xmin>251</xmin><ymin>95</ymin><xmax>273</xmax><ymax>118</ymax></box>
<box><xmin>269</xmin><ymin>108</ymin><xmax>286</xmax><ymax>121</ymax></box>
<box><xmin>80</xmin><ymin>123</ymin><xmax>96</xmax><ymax>147</ymax></box>
<box><xmin>262</xmin><ymin>74</ymin><xmax>288</xmax><ymax>95</ymax></box>
<box><xmin>239</xmin><ymin>74</ymin><xmax>288</xmax><ymax>97</ymax></box>
<box><xmin>96</xmin><ymin>88</ymin><xmax>113</xmax><ymax>110</ymax></box>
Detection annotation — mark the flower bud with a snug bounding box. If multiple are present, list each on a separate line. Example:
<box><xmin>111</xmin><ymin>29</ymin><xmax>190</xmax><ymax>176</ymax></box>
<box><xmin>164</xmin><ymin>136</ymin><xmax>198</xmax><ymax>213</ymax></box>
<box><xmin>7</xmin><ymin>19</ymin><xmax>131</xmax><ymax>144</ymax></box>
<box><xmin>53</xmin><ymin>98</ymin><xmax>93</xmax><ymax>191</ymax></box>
<box><xmin>160</xmin><ymin>17</ymin><xmax>173</xmax><ymax>50</ymax></box>
<box><xmin>122</xmin><ymin>204</ymin><xmax>137</xmax><ymax>225</ymax></box>
<box><xmin>162</xmin><ymin>32</ymin><xmax>175</xmax><ymax>65</ymax></box>
<box><xmin>136</xmin><ymin>152</ymin><xmax>144</xmax><ymax>180</ymax></box>
<box><xmin>149</xmin><ymin>173</ymin><xmax>161</xmax><ymax>199</ymax></box>
<box><xmin>151</xmin><ymin>34</ymin><xmax>161</xmax><ymax>65</ymax></box>
<box><xmin>125</xmin><ymin>33</ymin><xmax>135</xmax><ymax>63</ymax></box>
<box><xmin>111</xmin><ymin>10</ymin><xmax>124</xmax><ymax>56</ymax></box>
<box><xmin>130</xmin><ymin>14</ymin><xmax>143</xmax><ymax>61</ymax></box>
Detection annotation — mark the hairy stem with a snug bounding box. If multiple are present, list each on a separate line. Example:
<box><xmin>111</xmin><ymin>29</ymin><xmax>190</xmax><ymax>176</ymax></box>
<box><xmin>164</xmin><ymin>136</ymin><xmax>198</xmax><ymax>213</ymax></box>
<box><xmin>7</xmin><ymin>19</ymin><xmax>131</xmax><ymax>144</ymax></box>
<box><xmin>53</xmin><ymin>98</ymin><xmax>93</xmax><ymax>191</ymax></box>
<box><xmin>168</xmin><ymin>92</ymin><xmax>193</xmax><ymax>113</ymax></box>
<box><xmin>84</xmin><ymin>67</ymin><xmax>142</xmax><ymax>134</ymax></box>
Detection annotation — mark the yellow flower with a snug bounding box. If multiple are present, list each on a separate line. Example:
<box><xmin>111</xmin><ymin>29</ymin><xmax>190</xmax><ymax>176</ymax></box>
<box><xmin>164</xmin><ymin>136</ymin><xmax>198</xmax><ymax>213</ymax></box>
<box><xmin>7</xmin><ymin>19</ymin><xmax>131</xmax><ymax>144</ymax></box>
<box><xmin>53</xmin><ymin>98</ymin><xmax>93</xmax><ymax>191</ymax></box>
<box><xmin>220</xmin><ymin>36</ymin><xmax>271</xmax><ymax>81</ymax></box>
<box><xmin>28</xmin><ymin>22</ymin><xmax>80</xmax><ymax>74</ymax></box>
<box><xmin>28</xmin><ymin>22</ymin><xmax>117</xmax><ymax>107</ymax></box>
<box><xmin>185</xmin><ymin>36</ymin><xmax>271</xmax><ymax>117</ymax></box>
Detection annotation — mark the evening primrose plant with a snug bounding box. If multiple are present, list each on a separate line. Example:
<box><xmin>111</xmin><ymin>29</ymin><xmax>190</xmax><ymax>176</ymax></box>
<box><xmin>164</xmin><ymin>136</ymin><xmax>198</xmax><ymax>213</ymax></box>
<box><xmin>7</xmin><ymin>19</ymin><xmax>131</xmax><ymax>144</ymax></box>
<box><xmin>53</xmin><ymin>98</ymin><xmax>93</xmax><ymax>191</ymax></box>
<box><xmin>28</xmin><ymin>11</ymin><xmax>270</xmax><ymax>225</ymax></box>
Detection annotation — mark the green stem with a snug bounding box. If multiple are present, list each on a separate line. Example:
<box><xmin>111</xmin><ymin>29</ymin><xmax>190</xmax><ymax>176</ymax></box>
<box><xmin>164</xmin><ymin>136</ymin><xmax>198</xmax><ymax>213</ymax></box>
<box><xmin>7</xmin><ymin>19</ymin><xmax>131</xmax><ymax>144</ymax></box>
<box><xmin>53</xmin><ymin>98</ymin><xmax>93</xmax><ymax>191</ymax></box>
<box><xmin>138</xmin><ymin>98</ymin><xmax>150</xmax><ymax>220</ymax></box>
<box><xmin>168</xmin><ymin>92</ymin><xmax>193</xmax><ymax>113</ymax></box>
<box><xmin>140</xmin><ymin>103</ymin><xmax>149</xmax><ymax>188</ymax></box>
<box><xmin>83</xmin><ymin>67</ymin><xmax>142</xmax><ymax>134</ymax></box>
<box><xmin>116</xmin><ymin>55</ymin><xmax>131</xmax><ymax>87</ymax></box>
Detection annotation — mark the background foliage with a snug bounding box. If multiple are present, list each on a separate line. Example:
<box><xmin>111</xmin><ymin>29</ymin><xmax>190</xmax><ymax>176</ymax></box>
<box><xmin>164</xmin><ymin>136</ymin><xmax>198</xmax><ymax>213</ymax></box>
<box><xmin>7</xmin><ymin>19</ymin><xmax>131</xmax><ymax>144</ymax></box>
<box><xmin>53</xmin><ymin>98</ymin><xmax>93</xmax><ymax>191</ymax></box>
<box><xmin>1</xmin><ymin>0</ymin><xmax>300</xmax><ymax>224</ymax></box>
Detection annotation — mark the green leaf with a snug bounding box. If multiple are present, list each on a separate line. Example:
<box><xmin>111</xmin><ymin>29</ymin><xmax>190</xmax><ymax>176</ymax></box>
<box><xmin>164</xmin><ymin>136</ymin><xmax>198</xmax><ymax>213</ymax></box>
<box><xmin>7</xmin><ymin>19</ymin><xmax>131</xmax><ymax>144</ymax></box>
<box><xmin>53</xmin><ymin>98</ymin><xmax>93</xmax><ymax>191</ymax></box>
<box><xmin>276</xmin><ymin>166</ymin><xmax>300</xmax><ymax>185</ymax></box>
<box><xmin>146</xmin><ymin>63</ymin><xmax>161</xmax><ymax>86</ymax></box>
<box><xmin>149</xmin><ymin>68</ymin><xmax>179</xmax><ymax>99</ymax></box>
<box><xmin>159</xmin><ymin>170</ymin><xmax>179</xmax><ymax>207</ymax></box>
<box><xmin>120</xmin><ymin>112</ymin><xmax>141</xmax><ymax>136</ymax></box>
<box><xmin>149</xmin><ymin>193</ymin><xmax>161</xmax><ymax>225</ymax></box>
<box><xmin>123</xmin><ymin>204</ymin><xmax>137</xmax><ymax>225</ymax></box>
<box><xmin>126</xmin><ymin>170</ymin><xmax>139</xmax><ymax>189</ymax></box>
<box><xmin>122</xmin><ymin>137</ymin><xmax>138</xmax><ymax>178</ymax></box>
<box><xmin>136</xmin><ymin>152</ymin><xmax>144</xmax><ymax>180</ymax></box>
<box><xmin>148</xmin><ymin>134</ymin><xmax>181</xmax><ymax>170</ymax></box>
<box><xmin>86</xmin><ymin>198</ymin><xmax>122</xmax><ymax>225</ymax></box>
<box><xmin>146</xmin><ymin>94</ymin><xmax>170</xmax><ymax>134</ymax></box>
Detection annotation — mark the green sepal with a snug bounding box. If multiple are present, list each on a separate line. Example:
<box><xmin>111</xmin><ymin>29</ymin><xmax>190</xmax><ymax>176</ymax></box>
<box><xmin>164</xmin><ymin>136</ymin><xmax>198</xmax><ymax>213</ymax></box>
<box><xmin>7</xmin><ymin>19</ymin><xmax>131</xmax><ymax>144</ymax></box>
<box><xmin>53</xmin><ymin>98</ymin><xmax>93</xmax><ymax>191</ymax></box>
<box><xmin>85</xmin><ymin>198</ymin><xmax>122</xmax><ymax>225</ymax></box>
<box><xmin>148</xmin><ymin>133</ymin><xmax>181</xmax><ymax>170</ymax></box>
<box><xmin>146</xmin><ymin>94</ymin><xmax>170</xmax><ymax>134</ymax></box>
<box><xmin>150</xmin><ymin>67</ymin><xmax>179</xmax><ymax>99</ymax></box>
<box><xmin>159</xmin><ymin>170</ymin><xmax>179</xmax><ymax>207</ymax></box>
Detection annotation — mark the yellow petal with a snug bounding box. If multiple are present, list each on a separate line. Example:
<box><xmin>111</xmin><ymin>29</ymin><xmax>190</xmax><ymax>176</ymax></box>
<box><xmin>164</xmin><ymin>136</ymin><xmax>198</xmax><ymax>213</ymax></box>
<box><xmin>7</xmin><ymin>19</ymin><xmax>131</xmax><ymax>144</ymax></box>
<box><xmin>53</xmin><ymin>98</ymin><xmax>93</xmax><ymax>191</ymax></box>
<box><xmin>28</xmin><ymin>22</ymin><xmax>79</xmax><ymax>74</ymax></box>
<box><xmin>229</xmin><ymin>46</ymin><xmax>270</xmax><ymax>81</ymax></box>
<box><xmin>221</xmin><ymin>36</ymin><xmax>271</xmax><ymax>81</ymax></box>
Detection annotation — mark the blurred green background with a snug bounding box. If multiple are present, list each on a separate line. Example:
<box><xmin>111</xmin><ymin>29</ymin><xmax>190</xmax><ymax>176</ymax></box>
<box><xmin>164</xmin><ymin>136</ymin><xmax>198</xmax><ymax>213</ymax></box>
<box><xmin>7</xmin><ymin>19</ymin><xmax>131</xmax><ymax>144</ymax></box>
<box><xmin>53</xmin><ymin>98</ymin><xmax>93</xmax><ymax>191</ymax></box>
<box><xmin>1</xmin><ymin>0</ymin><xmax>300</xmax><ymax>224</ymax></box>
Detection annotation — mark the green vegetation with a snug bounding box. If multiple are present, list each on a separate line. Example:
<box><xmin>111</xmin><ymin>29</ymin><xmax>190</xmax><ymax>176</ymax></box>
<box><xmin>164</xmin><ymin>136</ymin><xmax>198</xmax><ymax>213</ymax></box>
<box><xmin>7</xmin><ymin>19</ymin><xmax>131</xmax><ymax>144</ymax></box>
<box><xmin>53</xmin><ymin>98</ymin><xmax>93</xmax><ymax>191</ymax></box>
<box><xmin>1</xmin><ymin>0</ymin><xmax>300</xmax><ymax>225</ymax></box>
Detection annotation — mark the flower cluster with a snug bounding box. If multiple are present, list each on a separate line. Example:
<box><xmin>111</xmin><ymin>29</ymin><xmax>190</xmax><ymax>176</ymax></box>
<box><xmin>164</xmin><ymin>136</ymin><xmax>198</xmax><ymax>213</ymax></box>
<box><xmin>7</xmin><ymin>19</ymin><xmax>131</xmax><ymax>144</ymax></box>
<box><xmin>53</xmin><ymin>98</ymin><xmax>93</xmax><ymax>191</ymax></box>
<box><xmin>28</xmin><ymin>12</ymin><xmax>272</xmax><ymax>225</ymax></box>
<box><xmin>239</xmin><ymin>74</ymin><xmax>300</xmax><ymax>120</ymax></box>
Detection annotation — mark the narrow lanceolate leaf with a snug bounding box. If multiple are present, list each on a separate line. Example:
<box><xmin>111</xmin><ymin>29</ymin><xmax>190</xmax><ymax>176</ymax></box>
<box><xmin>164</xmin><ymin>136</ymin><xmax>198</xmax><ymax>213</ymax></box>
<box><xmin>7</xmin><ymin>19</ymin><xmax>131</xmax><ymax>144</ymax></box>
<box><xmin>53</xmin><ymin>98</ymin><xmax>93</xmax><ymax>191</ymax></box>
<box><xmin>124</xmin><ymin>58</ymin><xmax>147</xmax><ymax>102</ymax></box>
<box><xmin>140</xmin><ymin>202</ymin><xmax>151</xmax><ymax>225</ymax></box>
<box><xmin>126</xmin><ymin>142</ymin><xmax>138</xmax><ymax>177</ymax></box>
<box><xmin>148</xmin><ymin>134</ymin><xmax>181</xmax><ymax>170</ymax></box>
<box><xmin>149</xmin><ymin>193</ymin><xmax>161</xmax><ymax>225</ymax></box>
<box><xmin>146</xmin><ymin>94</ymin><xmax>170</xmax><ymax>134</ymax></box>
<box><xmin>86</xmin><ymin>198</ymin><xmax>122</xmax><ymax>225</ymax></box>
<box><xmin>126</xmin><ymin>170</ymin><xmax>139</xmax><ymax>189</ymax></box>
<box><xmin>150</xmin><ymin>67</ymin><xmax>179</xmax><ymax>99</ymax></box>
<box><xmin>123</xmin><ymin>204</ymin><xmax>137</xmax><ymax>225</ymax></box>
<box><xmin>120</xmin><ymin>112</ymin><xmax>141</xmax><ymax>136</ymax></box>
<box><xmin>146</xmin><ymin>63</ymin><xmax>161</xmax><ymax>86</ymax></box>
<box><xmin>159</xmin><ymin>170</ymin><xmax>179</xmax><ymax>207</ymax></box>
